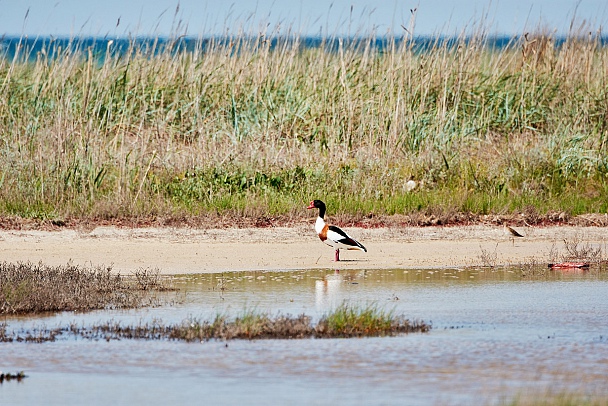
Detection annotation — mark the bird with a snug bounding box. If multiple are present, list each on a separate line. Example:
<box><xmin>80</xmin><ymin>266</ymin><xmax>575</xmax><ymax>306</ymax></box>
<box><xmin>405</xmin><ymin>175</ymin><xmax>417</xmax><ymax>192</ymax></box>
<box><xmin>503</xmin><ymin>223</ymin><xmax>524</xmax><ymax>245</ymax></box>
<box><xmin>306</xmin><ymin>200</ymin><xmax>367</xmax><ymax>261</ymax></box>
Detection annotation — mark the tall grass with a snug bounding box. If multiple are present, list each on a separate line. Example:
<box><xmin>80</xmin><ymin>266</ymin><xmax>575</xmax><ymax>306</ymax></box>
<box><xmin>1</xmin><ymin>27</ymin><xmax>607</xmax><ymax>223</ymax></box>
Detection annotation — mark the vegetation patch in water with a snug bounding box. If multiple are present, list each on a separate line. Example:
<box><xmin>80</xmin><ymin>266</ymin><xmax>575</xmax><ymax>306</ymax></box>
<box><xmin>0</xmin><ymin>371</ymin><xmax>27</xmax><ymax>383</ymax></box>
<box><xmin>315</xmin><ymin>302</ymin><xmax>416</xmax><ymax>338</ymax></box>
<box><xmin>0</xmin><ymin>262</ymin><xmax>172</xmax><ymax>315</ymax></box>
<box><xmin>0</xmin><ymin>304</ymin><xmax>430</xmax><ymax>342</ymax></box>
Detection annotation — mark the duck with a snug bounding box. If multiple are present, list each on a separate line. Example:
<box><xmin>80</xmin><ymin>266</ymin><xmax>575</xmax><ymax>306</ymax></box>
<box><xmin>306</xmin><ymin>200</ymin><xmax>367</xmax><ymax>261</ymax></box>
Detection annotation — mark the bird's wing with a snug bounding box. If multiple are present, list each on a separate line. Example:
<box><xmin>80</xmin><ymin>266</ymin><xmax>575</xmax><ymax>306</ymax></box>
<box><xmin>508</xmin><ymin>226</ymin><xmax>524</xmax><ymax>237</ymax></box>
<box><xmin>327</xmin><ymin>225</ymin><xmax>366</xmax><ymax>251</ymax></box>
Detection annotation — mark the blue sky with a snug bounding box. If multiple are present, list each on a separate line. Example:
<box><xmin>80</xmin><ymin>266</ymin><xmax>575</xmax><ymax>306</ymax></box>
<box><xmin>1</xmin><ymin>1</ymin><xmax>606</xmax><ymax>37</ymax></box>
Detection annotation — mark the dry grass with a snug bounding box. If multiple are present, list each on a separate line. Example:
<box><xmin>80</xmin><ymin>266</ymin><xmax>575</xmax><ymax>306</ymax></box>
<box><xmin>474</xmin><ymin>235</ymin><xmax>608</xmax><ymax>276</ymax></box>
<box><xmin>478</xmin><ymin>243</ymin><xmax>499</xmax><ymax>268</ymax></box>
<box><xmin>561</xmin><ymin>236</ymin><xmax>603</xmax><ymax>262</ymax></box>
<box><xmin>513</xmin><ymin>235</ymin><xmax>608</xmax><ymax>278</ymax></box>
<box><xmin>503</xmin><ymin>391</ymin><xmax>608</xmax><ymax>406</ymax></box>
<box><xmin>0</xmin><ymin>262</ymin><xmax>171</xmax><ymax>314</ymax></box>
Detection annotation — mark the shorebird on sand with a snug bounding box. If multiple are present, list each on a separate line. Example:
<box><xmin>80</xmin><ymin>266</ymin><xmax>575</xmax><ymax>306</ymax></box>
<box><xmin>307</xmin><ymin>200</ymin><xmax>367</xmax><ymax>261</ymax></box>
<box><xmin>504</xmin><ymin>223</ymin><xmax>524</xmax><ymax>245</ymax></box>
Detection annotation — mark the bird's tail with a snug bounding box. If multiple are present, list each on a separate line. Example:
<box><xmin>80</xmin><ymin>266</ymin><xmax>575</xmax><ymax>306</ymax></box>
<box><xmin>347</xmin><ymin>242</ymin><xmax>367</xmax><ymax>252</ymax></box>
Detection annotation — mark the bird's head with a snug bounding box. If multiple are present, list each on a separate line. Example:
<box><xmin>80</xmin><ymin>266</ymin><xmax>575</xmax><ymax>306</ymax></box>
<box><xmin>306</xmin><ymin>200</ymin><xmax>325</xmax><ymax>210</ymax></box>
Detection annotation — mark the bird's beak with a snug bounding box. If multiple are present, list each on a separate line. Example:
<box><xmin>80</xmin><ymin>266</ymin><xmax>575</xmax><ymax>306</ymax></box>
<box><xmin>306</xmin><ymin>201</ymin><xmax>315</xmax><ymax>209</ymax></box>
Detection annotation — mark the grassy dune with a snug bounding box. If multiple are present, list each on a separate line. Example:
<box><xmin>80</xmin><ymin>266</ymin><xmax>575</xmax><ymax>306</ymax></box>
<box><xmin>1</xmin><ymin>29</ymin><xmax>607</xmax><ymax>225</ymax></box>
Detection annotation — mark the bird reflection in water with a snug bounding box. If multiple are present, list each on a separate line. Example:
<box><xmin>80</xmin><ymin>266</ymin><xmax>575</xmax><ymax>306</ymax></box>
<box><xmin>315</xmin><ymin>270</ymin><xmax>366</xmax><ymax>311</ymax></box>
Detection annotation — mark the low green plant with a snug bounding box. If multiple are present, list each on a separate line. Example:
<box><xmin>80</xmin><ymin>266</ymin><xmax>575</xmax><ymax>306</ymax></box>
<box><xmin>316</xmin><ymin>302</ymin><xmax>428</xmax><ymax>337</ymax></box>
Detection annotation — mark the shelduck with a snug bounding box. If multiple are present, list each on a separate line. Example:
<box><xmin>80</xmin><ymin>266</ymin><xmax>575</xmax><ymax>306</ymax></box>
<box><xmin>307</xmin><ymin>200</ymin><xmax>367</xmax><ymax>261</ymax></box>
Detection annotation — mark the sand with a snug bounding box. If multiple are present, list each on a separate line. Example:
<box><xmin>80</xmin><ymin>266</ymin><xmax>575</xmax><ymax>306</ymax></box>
<box><xmin>1</xmin><ymin>224</ymin><xmax>606</xmax><ymax>274</ymax></box>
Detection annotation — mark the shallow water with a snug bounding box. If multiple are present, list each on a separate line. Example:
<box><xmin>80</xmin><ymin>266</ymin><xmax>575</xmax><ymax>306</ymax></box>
<box><xmin>2</xmin><ymin>268</ymin><xmax>608</xmax><ymax>405</ymax></box>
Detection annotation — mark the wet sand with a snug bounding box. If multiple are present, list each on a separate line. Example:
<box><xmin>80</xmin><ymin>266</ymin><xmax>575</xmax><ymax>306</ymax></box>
<box><xmin>1</xmin><ymin>225</ymin><xmax>606</xmax><ymax>274</ymax></box>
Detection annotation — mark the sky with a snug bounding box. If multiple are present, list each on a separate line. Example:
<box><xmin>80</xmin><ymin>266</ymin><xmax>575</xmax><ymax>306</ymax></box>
<box><xmin>1</xmin><ymin>0</ymin><xmax>607</xmax><ymax>38</ymax></box>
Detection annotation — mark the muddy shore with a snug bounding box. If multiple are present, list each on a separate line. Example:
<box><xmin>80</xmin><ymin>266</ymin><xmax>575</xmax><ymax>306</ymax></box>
<box><xmin>1</xmin><ymin>224</ymin><xmax>606</xmax><ymax>274</ymax></box>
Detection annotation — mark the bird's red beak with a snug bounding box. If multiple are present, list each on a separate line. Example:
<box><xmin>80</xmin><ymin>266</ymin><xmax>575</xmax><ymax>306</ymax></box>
<box><xmin>306</xmin><ymin>201</ymin><xmax>315</xmax><ymax>209</ymax></box>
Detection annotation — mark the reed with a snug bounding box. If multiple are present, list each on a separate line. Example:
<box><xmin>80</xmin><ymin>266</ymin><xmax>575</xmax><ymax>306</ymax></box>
<box><xmin>1</xmin><ymin>26</ymin><xmax>607</xmax><ymax>223</ymax></box>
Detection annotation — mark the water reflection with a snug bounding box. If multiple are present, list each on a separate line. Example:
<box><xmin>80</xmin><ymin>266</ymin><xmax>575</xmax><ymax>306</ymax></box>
<box><xmin>315</xmin><ymin>270</ymin><xmax>342</xmax><ymax>310</ymax></box>
<box><xmin>2</xmin><ymin>266</ymin><xmax>608</xmax><ymax>406</ymax></box>
<box><xmin>314</xmin><ymin>270</ymin><xmax>373</xmax><ymax>310</ymax></box>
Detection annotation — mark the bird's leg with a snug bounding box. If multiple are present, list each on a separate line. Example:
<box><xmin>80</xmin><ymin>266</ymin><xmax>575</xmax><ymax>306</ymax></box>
<box><xmin>334</xmin><ymin>249</ymin><xmax>340</xmax><ymax>262</ymax></box>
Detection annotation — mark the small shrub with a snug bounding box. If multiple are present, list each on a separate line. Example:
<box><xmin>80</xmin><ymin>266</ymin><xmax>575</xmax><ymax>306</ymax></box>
<box><xmin>0</xmin><ymin>262</ymin><xmax>168</xmax><ymax>314</ymax></box>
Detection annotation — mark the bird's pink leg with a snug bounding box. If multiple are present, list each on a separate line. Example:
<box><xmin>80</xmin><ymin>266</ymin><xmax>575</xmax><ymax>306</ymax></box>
<box><xmin>334</xmin><ymin>249</ymin><xmax>340</xmax><ymax>261</ymax></box>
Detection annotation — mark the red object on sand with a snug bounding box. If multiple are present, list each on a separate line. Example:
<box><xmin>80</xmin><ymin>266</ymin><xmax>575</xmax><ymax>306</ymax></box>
<box><xmin>548</xmin><ymin>262</ymin><xmax>590</xmax><ymax>269</ymax></box>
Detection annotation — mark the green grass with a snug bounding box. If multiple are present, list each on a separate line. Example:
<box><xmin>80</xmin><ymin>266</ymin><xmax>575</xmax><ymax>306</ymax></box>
<box><xmin>1</xmin><ymin>28</ymin><xmax>608</xmax><ymax>223</ymax></box>
<box><xmin>315</xmin><ymin>302</ymin><xmax>425</xmax><ymax>337</ymax></box>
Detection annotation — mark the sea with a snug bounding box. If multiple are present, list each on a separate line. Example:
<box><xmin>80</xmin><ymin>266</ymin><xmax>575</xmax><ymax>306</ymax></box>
<box><xmin>1</xmin><ymin>34</ymin><xmax>606</xmax><ymax>62</ymax></box>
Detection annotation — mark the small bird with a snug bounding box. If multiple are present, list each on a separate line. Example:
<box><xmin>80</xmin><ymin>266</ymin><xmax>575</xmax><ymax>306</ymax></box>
<box><xmin>307</xmin><ymin>200</ymin><xmax>367</xmax><ymax>261</ymax></box>
<box><xmin>504</xmin><ymin>223</ymin><xmax>524</xmax><ymax>245</ymax></box>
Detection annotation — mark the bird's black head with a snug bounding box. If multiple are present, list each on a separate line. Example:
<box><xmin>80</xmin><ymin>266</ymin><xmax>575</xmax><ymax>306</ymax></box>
<box><xmin>307</xmin><ymin>200</ymin><xmax>327</xmax><ymax>218</ymax></box>
<box><xmin>306</xmin><ymin>200</ymin><xmax>325</xmax><ymax>210</ymax></box>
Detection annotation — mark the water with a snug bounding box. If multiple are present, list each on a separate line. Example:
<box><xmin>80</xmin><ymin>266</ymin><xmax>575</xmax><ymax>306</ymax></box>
<box><xmin>2</xmin><ymin>268</ymin><xmax>608</xmax><ymax>405</ymax></box>
<box><xmin>3</xmin><ymin>35</ymin><xmax>607</xmax><ymax>63</ymax></box>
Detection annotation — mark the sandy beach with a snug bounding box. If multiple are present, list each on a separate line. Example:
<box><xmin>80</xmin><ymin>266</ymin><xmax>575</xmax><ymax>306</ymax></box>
<box><xmin>1</xmin><ymin>224</ymin><xmax>606</xmax><ymax>274</ymax></box>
